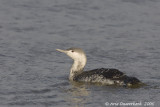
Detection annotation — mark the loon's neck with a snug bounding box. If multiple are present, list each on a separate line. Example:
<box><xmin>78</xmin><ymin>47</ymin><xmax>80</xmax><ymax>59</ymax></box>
<box><xmin>69</xmin><ymin>60</ymin><xmax>86</xmax><ymax>80</ymax></box>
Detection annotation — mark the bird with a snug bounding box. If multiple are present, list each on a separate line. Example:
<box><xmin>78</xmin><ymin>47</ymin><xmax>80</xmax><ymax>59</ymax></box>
<box><xmin>56</xmin><ymin>47</ymin><xmax>143</xmax><ymax>87</ymax></box>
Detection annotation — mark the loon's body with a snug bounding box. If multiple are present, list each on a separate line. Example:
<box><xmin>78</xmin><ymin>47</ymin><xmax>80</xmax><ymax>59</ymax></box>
<box><xmin>56</xmin><ymin>48</ymin><xmax>142</xmax><ymax>87</ymax></box>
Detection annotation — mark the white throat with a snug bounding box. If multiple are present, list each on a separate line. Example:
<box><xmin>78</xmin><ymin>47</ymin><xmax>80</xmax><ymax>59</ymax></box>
<box><xmin>69</xmin><ymin>55</ymin><xmax>87</xmax><ymax>80</ymax></box>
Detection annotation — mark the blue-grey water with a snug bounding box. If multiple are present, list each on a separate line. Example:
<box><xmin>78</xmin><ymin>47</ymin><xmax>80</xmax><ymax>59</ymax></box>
<box><xmin>0</xmin><ymin>0</ymin><xmax>160</xmax><ymax>107</ymax></box>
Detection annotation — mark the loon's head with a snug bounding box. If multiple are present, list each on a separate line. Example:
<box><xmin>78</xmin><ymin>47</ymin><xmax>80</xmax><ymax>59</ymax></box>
<box><xmin>56</xmin><ymin>48</ymin><xmax>87</xmax><ymax>72</ymax></box>
<box><xmin>56</xmin><ymin>48</ymin><xmax>87</xmax><ymax>62</ymax></box>
<box><xmin>56</xmin><ymin>48</ymin><xmax>86</xmax><ymax>60</ymax></box>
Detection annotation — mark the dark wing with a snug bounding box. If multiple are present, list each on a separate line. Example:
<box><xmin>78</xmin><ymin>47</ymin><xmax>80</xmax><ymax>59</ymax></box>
<box><xmin>74</xmin><ymin>68</ymin><xmax>125</xmax><ymax>81</ymax></box>
<box><xmin>74</xmin><ymin>68</ymin><xmax>142</xmax><ymax>87</ymax></box>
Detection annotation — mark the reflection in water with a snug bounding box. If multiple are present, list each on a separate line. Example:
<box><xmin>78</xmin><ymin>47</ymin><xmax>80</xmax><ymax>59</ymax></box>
<box><xmin>64</xmin><ymin>81</ymin><xmax>90</xmax><ymax>107</ymax></box>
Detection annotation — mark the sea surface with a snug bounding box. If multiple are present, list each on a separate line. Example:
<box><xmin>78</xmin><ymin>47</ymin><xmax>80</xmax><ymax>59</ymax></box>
<box><xmin>0</xmin><ymin>0</ymin><xmax>160</xmax><ymax>107</ymax></box>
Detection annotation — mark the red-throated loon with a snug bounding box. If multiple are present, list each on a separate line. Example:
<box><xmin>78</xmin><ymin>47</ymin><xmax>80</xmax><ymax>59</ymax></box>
<box><xmin>56</xmin><ymin>48</ymin><xmax>143</xmax><ymax>87</ymax></box>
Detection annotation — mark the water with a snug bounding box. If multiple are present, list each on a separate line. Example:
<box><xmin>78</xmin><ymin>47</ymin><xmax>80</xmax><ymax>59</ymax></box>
<box><xmin>0</xmin><ymin>0</ymin><xmax>160</xmax><ymax>107</ymax></box>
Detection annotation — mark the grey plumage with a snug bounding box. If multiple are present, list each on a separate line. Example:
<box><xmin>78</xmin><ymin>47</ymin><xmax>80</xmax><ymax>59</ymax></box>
<box><xmin>74</xmin><ymin>68</ymin><xmax>141</xmax><ymax>86</ymax></box>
